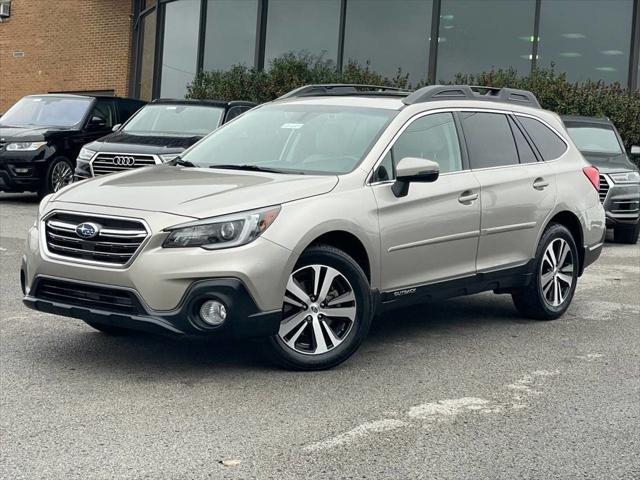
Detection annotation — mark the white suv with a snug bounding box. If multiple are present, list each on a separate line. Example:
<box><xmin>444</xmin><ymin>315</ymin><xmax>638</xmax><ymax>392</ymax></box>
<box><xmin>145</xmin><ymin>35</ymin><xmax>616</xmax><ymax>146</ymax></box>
<box><xmin>22</xmin><ymin>84</ymin><xmax>606</xmax><ymax>370</ymax></box>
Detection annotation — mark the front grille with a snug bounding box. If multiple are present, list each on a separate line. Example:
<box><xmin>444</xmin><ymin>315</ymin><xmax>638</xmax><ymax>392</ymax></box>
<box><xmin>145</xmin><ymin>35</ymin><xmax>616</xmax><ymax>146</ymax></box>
<box><xmin>44</xmin><ymin>212</ymin><xmax>148</xmax><ymax>266</ymax></box>
<box><xmin>91</xmin><ymin>153</ymin><xmax>158</xmax><ymax>176</ymax></box>
<box><xmin>36</xmin><ymin>278</ymin><xmax>144</xmax><ymax>315</ymax></box>
<box><xmin>598</xmin><ymin>174</ymin><xmax>610</xmax><ymax>203</ymax></box>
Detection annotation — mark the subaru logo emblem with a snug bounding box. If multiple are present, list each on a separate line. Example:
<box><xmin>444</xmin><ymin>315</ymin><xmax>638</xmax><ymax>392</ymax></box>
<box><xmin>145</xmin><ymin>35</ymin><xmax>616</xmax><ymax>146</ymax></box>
<box><xmin>113</xmin><ymin>156</ymin><xmax>135</xmax><ymax>167</ymax></box>
<box><xmin>75</xmin><ymin>222</ymin><xmax>100</xmax><ymax>239</ymax></box>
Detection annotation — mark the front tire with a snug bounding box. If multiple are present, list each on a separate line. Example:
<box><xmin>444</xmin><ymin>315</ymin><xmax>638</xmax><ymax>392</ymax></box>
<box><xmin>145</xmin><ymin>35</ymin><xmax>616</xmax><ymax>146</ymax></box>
<box><xmin>38</xmin><ymin>157</ymin><xmax>74</xmax><ymax>198</ymax></box>
<box><xmin>511</xmin><ymin>223</ymin><xmax>579</xmax><ymax>320</ymax></box>
<box><xmin>265</xmin><ymin>245</ymin><xmax>373</xmax><ymax>370</ymax></box>
<box><xmin>613</xmin><ymin>222</ymin><xmax>639</xmax><ymax>244</ymax></box>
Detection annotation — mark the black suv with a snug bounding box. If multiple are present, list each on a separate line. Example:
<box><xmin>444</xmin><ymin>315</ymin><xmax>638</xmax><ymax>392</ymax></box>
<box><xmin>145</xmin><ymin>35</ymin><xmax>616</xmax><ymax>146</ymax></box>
<box><xmin>74</xmin><ymin>99</ymin><xmax>255</xmax><ymax>180</ymax></box>
<box><xmin>563</xmin><ymin>115</ymin><xmax>640</xmax><ymax>243</ymax></box>
<box><xmin>0</xmin><ymin>94</ymin><xmax>145</xmax><ymax>197</ymax></box>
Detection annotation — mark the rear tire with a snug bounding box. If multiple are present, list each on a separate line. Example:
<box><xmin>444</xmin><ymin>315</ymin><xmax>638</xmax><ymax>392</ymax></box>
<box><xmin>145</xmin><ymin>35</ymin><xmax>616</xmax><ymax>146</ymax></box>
<box><xmin>83</xmin><ymin>320</ymin><xmax>132</xmax><ymax>335</ymax></box>
<box><xmin>511</xmin><ymin>223</ymin><xmax>579</xmax><ymax>320</ymax></box>
<box><xmin>613</xmin><ymin>223</ymin><xmax>639</xmax><ymax>244</ymax></box>
<box><xmin>265</xmin><ymin>244</ymin><xmax>373</xmax><ymax>370</ymax></box>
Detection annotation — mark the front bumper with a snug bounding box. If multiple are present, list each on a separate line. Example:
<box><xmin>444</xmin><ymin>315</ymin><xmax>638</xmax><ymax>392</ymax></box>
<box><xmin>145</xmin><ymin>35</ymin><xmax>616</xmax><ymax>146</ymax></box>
<box><xmin>0</xmin><ymin>150</ymin><xmax>50</xmax><ymax>192</ymax></box>
<box><xmin>22</xmin><ymin>204</ymin><xmax>297</xmax><ymax>336</ymax></box>
<box><xmin>603</xmin><ymin>182</ymin><xmax>640</xmax><ymax>228</ymax></box>
<box><xmin>0</xmin><ymin>154</ymin><xmax>47</xmax><ymax>192</ymax></box>
<box><xmin>22</xmin><ymin>274</ymin><xmax>281</xmax><ymax>337</ymax></box>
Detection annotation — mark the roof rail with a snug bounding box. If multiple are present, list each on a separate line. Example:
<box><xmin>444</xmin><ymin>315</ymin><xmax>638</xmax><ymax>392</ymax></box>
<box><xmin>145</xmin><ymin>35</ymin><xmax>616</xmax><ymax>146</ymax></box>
<box><xmin>278</xmin><ymin>84</ymin><xmax>412</xmax><ymax>99</ymax></box>
<box><xmin>402</xmin><ymin>85</ymin><xmax>541</xmax><ymax>108</ymax></box>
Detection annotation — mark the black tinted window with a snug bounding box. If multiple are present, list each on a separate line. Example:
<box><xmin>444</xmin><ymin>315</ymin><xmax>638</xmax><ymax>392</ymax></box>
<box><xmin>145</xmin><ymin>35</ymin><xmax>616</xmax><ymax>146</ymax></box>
<box><xmin>461</xmin><ymin>112</ymin><xmax>519</xmax><ymax>168</ymax></box>
<box><xmin>225</xmin><ymin>106</ymin><xmax>246</xmax><ymax>123</ymax></box>
<box><xmin>90</xmin><ymin>99</ymin><xmax>115</xmax><ymax>128</ymax></box>
<box><xmin>117</xmin><ymin>100</ymin><xmax>145</xmax><ymax>123</ymax></box>
<box><xmin>509</xmin><ymin>117</ymin><xmax>538</xmax><ymax>163</ymax></box>
<box><xmin>518</xmin><ymin>116</ymin><xmax>567</xmax><ymax>160</ymax></box>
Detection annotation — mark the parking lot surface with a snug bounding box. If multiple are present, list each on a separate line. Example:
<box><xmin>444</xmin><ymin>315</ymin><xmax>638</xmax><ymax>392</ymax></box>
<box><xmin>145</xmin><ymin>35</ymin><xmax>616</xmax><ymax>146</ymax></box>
<box><xmin>1</xmin><ymin>192</ymin><xmax>639</xmax><ymax>480</ymax></box>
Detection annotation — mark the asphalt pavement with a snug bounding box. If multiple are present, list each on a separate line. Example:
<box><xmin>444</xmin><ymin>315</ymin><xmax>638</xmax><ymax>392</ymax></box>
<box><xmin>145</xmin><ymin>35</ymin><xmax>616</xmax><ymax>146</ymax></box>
<box><xmin>1</xmin><ymin>192</ymin><xmax>638</xmax><ymax>480</ymax></box>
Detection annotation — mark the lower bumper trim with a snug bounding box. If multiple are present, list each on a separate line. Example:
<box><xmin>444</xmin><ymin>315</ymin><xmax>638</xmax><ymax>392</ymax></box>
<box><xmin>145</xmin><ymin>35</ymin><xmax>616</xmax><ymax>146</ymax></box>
<box><xmin>22</xmin><ymin>276</ymin><xmax>282</xmax><ymax>338</ymax></box>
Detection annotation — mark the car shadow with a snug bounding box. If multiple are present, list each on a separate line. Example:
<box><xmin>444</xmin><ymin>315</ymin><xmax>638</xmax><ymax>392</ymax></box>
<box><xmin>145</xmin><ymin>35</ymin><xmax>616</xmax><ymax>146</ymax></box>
<box><xmin>0</xmin><ymin>192</ymin><xmax>39</xmax><ymax>203</ymax></box>
<box><xmin>35</xmin><ymin>293</ymin><xmax>526</xmax><ymax>377</ymax></box>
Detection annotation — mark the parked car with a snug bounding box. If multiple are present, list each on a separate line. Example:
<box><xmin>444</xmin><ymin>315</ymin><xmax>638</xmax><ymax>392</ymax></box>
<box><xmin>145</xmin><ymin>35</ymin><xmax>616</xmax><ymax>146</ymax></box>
<box><xmin>22</xmin><ymin>84</ymin><xmax>605</xmax><ymax>370</ymax></box>
<box><xmin>562</xmin><ymin>116</ymin><xmax>640</xmax><ymax>244</ymax></box>
<box><xmin>0</xmin><ymin>94</ymin><xmax>145</xmax><ymax>197</ymax></box>
<box><xmin>74</xmin><ymin>99</ymin><xmax>256</xmax><ymax>180</ymax></box>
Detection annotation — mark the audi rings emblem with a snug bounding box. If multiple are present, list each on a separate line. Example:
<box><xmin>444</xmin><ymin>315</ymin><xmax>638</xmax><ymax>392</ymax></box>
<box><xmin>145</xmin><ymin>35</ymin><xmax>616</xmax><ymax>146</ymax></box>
<box><xmin>112</xmin><ymin>156</ymin><xmax>136</xmax><ymax>167</ymax></box>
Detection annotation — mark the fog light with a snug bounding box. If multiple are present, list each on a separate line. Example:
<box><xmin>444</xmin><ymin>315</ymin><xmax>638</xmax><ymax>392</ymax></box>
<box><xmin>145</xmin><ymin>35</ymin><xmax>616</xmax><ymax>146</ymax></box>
<box><xmin>199</xmin><ymin>300</ymin><xmax>227</xmax><ymax>326</ymax></box>
<box><xmin>14</xmin><ymin>168</ymin><xmax>31</xmax><ymax>174</ymax></box>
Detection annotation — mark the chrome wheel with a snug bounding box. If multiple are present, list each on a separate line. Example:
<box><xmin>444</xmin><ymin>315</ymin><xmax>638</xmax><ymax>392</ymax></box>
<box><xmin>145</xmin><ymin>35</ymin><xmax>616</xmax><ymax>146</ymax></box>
<box><xmin>51</xmin><ymin>161</ymin><xmax>73</xmax><ymax>192</ymax></box>
<box><xmin>279</xmin><ymin>264</ymin><xmax>357</xmax><ymax>355</ymax></box>
<box><xmin>540</xmin><ymin>238</ymin><xmax>574</xmax><ymax>308</ymax></box>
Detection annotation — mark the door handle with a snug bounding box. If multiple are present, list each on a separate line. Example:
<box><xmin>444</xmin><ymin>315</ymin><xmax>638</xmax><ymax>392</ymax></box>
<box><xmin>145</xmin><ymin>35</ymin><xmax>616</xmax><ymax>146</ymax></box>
<box><xmin>533</xmin><ymin>177</ymin><xmax>549</xmax><ymax>190</ymax></box>
<box><xmin>458</xmin><ymin>190</ymin><xmax>478</xmax><ymax>204</ymax></box>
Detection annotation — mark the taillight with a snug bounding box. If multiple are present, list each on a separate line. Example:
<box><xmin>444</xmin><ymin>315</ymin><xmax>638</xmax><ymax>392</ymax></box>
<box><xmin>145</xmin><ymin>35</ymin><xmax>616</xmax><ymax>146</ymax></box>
<box><xmin>583</xmin><ymin>166</ymin><xmax>600</xmax><ymax>191</ymax></box>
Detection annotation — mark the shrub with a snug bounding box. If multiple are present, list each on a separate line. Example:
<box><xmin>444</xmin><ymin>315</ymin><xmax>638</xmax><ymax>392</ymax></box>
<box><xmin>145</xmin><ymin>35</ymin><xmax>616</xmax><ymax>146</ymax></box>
<box><xmin>452</xmin><ymin>68</ymin><xmax>640</xmax><ymax>153</ymax></box>
<box><xmin>186</xmin><ymin>53</ymin><xmax>409</xmax><ymax>103</ymax></box>
<box><xmin>187</xmin><ymin>55</ymin><xmax>640</xmax><ymax>153</ymax></box>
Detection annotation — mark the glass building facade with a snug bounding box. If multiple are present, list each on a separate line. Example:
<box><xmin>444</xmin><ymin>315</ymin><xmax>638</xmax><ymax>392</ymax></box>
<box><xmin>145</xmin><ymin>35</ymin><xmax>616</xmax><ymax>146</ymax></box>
<box><xmin>131</xmin><ymin>0</ymin><xmax>640</xmax><ymax>100</ymax></box>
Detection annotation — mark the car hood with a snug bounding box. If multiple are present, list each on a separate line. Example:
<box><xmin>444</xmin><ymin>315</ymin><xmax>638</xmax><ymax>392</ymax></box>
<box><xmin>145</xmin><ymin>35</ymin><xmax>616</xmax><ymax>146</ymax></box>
<box><xmin>52</xmin><ymin>164</ymin><xmax>339</xmax><ymax>219</ymax></box>
<box><xmin>582</xmin><ymin>152</ymin><xmax>638</xmax><ymax>173</ymax></box>
<box><xmin>0</xmin><ymin>125</ymin><xmax>67</xmax><ymax>142</ymax></box>
<box><xmin>87</xmin><ymin>131</ymin><xmax>202</xmax><ymax>155</ymax></box>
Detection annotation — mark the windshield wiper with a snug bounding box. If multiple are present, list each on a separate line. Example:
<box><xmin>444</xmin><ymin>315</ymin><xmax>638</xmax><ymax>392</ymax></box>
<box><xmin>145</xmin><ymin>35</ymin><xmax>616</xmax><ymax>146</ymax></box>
<box><xmin>208</xmin><ymin>164</ymin><xmax>295</xmax><ymax>174</ymax></box>
<box><xmin>169</xmin><ymin>157</ymin><xmax>197</xmax><ymax>167</ymax></box>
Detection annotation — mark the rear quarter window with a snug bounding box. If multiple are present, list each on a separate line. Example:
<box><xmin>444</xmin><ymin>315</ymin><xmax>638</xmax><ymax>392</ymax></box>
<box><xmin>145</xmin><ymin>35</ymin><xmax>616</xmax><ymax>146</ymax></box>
<box><xmin>517</xmin><ymin>116</ymin><xmax>567</xmax><ymax>161</ymax></box>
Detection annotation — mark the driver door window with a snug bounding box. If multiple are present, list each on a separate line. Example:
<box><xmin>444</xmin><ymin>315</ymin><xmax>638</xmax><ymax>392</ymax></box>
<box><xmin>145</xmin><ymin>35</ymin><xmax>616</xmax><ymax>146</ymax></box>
<box><xmin>89</xmin><ymin>99</ymin><xmax>116</xmax><ymax>128</ymax></box>
<box><xmin>374</xmin><ymin>112</ymin><xmax>463</xmax><ymax>182</ymax></box>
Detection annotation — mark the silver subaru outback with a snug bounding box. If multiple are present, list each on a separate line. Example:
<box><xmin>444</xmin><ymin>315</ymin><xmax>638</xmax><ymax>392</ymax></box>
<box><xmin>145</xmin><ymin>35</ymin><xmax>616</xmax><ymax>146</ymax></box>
<box><xmin>21</xmin><ymin>84</ymin><xmax>606</xmax><ymax>370</ymax></box>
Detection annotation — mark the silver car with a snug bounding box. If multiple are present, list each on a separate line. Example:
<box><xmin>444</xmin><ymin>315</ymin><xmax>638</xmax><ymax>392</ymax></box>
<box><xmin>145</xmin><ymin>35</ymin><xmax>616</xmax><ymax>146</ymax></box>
<box><xmin>21</xmin><ymin>84</ymin><xmax>606</xmax><ymax>370</ymax></box>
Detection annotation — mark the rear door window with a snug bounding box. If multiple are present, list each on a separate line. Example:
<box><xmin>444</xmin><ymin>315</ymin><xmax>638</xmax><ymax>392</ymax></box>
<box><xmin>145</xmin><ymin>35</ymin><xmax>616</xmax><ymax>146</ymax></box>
<box><xmin>461</xmin><ymin>112</ymin><xmax>519</xmax><ymax>169</ymax></box>
<box><xmin>116</xmin><ymin>99</ymin><xmax>144</xmax><ymax>124</ymax></box>
<box><xmin>517</xmin><ymin>116</ymin><xmax>567</xmax><ymax>160</ymax></box>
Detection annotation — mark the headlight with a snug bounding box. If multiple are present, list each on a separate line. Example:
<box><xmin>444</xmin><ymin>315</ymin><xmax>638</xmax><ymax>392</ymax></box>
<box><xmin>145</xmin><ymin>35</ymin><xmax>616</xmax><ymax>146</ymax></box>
<box><xmin>77</xmin><ymin>147</ymin><xmax>96</xmax><ymax>162</ymax></box>
<box><xmin>163</xmin><ymin>206</ymin><xmax>280</xmax><ymax>249</ymax></box>
<box><xmin>6</xmin><ymin>141</ymin><xmax>47</xmax><ymax>151</ymax></box>
<box><xmin>159</xmin><ymin>153</ymin><xmax>181</xmax><ymax>163</ymax></box>
<box><xmin>608</xmin><ymin>171</ymin><xmax>640</xmax><ymax>184</ymax></box>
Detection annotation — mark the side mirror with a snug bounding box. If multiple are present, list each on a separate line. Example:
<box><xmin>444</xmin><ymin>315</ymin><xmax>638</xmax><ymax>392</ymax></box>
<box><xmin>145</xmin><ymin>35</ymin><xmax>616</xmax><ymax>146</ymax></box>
<box><xmin>392</xmin><ymin>157</ymin><xmax>440</xmax><ymax>197</ymax></box>
<box><xmin>630</xmin><ymin>146</ymin><xmax>640</xmax><ymax>156</ymax></box>
<box><xmin>88</xmin><ymin>116</ymin><xmax>107</xmax><ymax>129</ymax></box>
<box><xmin>112</xmin><ymin>123</ymin><xmax>121</xmax><ymax>132</ymax></box>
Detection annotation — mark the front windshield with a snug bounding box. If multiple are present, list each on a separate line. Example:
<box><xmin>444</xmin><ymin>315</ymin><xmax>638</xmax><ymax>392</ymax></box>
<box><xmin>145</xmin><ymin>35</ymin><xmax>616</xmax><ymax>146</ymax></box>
<box><xmin>0</xmin><ymin>96</ymin><xmax>92</xmax><ymax>128</ymax></box>
<box><xmin>566</xmin><ymin>124</ymin><xmax>623</xmax><ymax>155</ymax></box>
<box><xmin>123</xmin><ymin>104</ymin><xmax>224</xmax><ymax>136</ymax></box>
<box><xmin>181</xmin><ymin>104</ymin><xmax>396</xmax><ymax>174</ymax></box>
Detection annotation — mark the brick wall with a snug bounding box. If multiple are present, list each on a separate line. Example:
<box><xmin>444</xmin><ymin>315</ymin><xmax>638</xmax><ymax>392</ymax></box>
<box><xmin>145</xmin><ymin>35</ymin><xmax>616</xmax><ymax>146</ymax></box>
<box><xmin>0</xmin><ymin>0</ymin><xmax>134</xmax><ymax>112</ymax></box>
